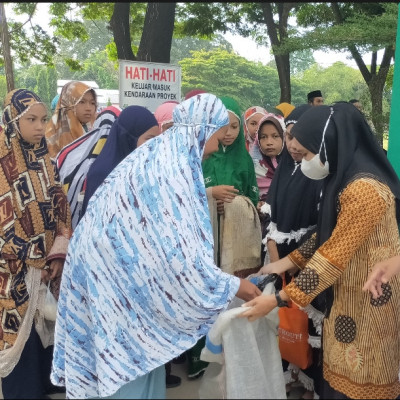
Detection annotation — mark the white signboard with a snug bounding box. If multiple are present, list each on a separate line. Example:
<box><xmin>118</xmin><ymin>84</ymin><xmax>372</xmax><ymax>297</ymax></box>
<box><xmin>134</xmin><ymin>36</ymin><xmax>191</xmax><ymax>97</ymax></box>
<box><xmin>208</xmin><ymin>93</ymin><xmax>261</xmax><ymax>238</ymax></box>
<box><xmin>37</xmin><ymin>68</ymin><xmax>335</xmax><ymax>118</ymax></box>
<box><xmin>119</xmin><ymin>60</ymin><xmax>181</xmax><ymax>112</ymax></box>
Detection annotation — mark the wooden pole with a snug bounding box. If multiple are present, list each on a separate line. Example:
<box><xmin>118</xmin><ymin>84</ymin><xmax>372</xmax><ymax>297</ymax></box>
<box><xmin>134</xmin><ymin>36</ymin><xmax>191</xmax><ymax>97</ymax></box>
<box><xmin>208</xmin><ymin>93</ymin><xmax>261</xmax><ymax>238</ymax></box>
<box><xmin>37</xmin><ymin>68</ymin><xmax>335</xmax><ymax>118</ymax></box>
<box><xmin>0</xmin><ymin>3</ymin><xmax>15</xmax><ymax>92</ymax></box>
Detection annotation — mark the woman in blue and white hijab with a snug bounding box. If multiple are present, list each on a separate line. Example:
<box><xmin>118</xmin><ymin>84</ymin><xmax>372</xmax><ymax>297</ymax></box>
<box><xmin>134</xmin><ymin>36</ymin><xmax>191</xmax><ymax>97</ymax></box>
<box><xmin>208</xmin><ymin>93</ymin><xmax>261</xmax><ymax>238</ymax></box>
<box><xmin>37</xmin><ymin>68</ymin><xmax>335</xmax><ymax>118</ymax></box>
<box><xmin>51</xmin><ymin>93</ymin><xmax>261</xmax><ymax>399</ymax></box>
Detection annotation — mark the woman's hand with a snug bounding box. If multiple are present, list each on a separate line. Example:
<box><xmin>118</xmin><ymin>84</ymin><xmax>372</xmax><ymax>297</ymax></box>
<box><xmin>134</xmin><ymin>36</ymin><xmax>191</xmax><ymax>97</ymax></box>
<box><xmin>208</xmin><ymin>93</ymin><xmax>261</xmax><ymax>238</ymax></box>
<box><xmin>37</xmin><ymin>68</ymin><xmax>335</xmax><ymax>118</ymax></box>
<box><xmin>212</xmin><ymin>185</ymin><xmax>239</xmax><ymax>202</ymax></box>
<box><xmin>236</xmin><ymin>278</ymin><xmax>262</xmax><ymax>302</ymax></box>
<box><xmin>239</xmin><ymin>289</ymin><xmax>290</xmax><ymax>321</ymax></box>
<box><xmin>256</xmin><ymin>201</ymin><xmax>265</xmax><ymax>213</ymax></box>
<box><xmin>41</xmin><ymin>268</ymin><xmax>50</xmax><ymax>284</ymax></box>
<box><xmin>48</xmin><ymin>258</ymin><xmax>65</xmax><ymax>280</ymax></box>
<box><xmin>238</xmin><ymin>294</ymin><xmax>278</xmax><ymax>321</ymax></box>
<box><xmin>257</xmin><ymin>256</ymin><xmax>298</xmax><ymax>276</ymax></box>
<box><xmin>363</xmin><ymin>255</ymin><xmax>400</xmax><ymax>299</ymax></box>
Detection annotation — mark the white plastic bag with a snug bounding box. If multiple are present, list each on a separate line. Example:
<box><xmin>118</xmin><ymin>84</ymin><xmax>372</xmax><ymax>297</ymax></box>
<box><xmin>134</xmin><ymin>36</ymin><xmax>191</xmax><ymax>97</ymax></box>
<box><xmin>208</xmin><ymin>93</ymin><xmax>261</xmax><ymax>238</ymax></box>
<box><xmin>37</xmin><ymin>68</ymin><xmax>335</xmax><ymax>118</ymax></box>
<box><xmin>44</xmin><ymin>282</ymin><xmax>58</xmax><ymax>321</ymax></box>
<box><xmin>199</xmin><ymin>280</ymin><xmax>286</xmax><ymax>399</ymax></box>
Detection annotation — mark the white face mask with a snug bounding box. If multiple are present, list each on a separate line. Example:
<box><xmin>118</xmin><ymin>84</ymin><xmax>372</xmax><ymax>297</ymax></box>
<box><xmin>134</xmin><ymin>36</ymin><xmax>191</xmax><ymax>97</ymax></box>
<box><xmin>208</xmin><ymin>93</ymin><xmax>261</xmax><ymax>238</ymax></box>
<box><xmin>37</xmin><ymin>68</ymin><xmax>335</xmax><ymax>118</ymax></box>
<box><xmin>300</xmin><ymin>107</ymin><xmax>333</xmax><ymax>181</ymax></box>
<box><xmin>301</xmin><ymin>154</ymin><xmax>329</xmax><ymax>180</ymax></box>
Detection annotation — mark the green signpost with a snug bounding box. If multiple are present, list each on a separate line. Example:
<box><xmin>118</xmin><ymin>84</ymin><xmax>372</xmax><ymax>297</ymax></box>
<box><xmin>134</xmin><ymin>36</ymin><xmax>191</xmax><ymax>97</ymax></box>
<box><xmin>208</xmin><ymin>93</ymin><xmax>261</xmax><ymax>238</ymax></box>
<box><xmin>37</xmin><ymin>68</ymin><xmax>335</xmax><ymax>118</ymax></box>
<box><xmin>388</xmin><ymin>6</ymin><xmax>400</xmax><ymax>176</ymax></box>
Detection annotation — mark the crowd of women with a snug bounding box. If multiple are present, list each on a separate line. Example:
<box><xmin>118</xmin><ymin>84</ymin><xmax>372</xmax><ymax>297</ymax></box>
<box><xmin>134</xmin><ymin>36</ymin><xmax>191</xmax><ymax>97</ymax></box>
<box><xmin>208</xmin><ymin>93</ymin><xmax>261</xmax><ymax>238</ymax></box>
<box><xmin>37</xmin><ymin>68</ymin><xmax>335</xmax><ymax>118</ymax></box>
<box><xmin>0</xmin><ymin>80</ymin><xmax>399</xmax><ymax>400</ymax></box>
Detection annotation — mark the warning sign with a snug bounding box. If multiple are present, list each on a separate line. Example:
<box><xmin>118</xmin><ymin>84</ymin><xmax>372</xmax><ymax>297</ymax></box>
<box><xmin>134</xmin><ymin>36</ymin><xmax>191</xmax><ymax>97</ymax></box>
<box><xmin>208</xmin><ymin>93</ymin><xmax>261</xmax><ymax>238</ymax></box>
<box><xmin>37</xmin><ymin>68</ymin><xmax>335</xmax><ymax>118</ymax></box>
<box><xmin>119</xmin><ymin>60</ymin><xmax>181</xmax><ymax>112</ymax></box>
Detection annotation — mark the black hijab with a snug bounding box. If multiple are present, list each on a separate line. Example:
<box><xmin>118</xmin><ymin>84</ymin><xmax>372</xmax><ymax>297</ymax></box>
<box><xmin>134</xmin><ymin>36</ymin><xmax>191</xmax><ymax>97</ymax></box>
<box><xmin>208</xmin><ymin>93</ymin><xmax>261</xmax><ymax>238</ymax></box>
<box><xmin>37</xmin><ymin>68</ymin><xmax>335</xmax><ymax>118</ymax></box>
<box><xmin>284</xmin><ymin>104</ymin><xmax>311</xmax><ymax>127</ymax></box>
<box><xmin>266</xmin><ymin>104</ymin><xmax>322</xmax><ymax>258</ymax></box>
<box><xmin>81</xmin><ymin>106</ymin><xmax>158</xmax><ymax>217</ymax></box>
<box><xmin>292</xmin><ymin>101</ymin><xmax>400</xmax><ymax>246</ymax></box>
<box><xmin>292</xmin><ymin>102</ymin><xmax>400</xmax><ymax>315</ymax></box>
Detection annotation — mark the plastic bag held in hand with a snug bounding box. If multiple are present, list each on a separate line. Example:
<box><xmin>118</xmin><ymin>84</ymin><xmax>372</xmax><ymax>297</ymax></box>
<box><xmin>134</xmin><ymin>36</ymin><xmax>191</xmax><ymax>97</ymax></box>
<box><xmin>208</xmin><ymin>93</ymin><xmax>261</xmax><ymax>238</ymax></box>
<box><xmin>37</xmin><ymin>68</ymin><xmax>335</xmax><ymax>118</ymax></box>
<box><xmin>44</xmin><ymin>282</ymin><xmax>58</xmax><ymax>321</ymax></box>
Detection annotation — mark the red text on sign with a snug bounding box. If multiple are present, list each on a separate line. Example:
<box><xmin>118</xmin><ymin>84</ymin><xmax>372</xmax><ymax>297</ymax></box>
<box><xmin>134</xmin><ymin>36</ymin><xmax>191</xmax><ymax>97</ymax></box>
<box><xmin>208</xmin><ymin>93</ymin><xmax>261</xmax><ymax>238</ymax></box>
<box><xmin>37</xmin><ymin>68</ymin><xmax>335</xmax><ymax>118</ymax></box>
<box><xmin>125</xmin><ymin>66</ymin><xmax>176</xmax><ymax>82</ymax></box>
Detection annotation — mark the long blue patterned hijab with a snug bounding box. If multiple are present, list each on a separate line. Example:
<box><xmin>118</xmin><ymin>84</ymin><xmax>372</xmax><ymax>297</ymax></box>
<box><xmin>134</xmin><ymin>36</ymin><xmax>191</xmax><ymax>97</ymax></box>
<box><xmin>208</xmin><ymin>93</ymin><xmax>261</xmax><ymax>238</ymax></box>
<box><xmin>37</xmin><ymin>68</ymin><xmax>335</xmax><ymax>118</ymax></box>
<box><xmin>51</xmin><ymin>94</ymin><xmax>240</xmax><ymax>399</ymax></box>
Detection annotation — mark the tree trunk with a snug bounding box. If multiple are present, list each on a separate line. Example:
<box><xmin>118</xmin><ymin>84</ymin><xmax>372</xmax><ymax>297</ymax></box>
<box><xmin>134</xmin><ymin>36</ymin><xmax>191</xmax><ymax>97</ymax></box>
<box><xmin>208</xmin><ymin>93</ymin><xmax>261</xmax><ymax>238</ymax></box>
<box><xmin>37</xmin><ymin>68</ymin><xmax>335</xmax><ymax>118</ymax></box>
<box><xmin>110</xmin><ymin>2</ymin><xmax>136</xmax><ymax>61</ymax></box>
<box><xmin>0</xmin><ymin>3</ymin><xmax>15</xmax><ymax>92</ymax></box>
<box><xmin>137</xmin><ymin>3</ymin><xmax>176</xmax><ymax>63</ymax></box>
<box><xmin>260</xmin><ymin>2</ymin><xmax>294</xmax><ymax>103</ymax></box>
<box><xmin>331</xmin><ymin>2</ymin><xmax>393</xmax><ymax>144</ymax></box>
<box><xmin>351</xmin><ymin>45</ymin><xmax>393</xmax><ymax>144</ymax></box>
<box><xmin>369</xmin><ymin>77</ymin><xmax>385</xmax><ymax>144</ymax></box>
<box><xmin>368</xmin><ymin>46</ymin><xmax>394</xmax><ymax>144</ymax></box>
<box><xmin>275</xmin><ymin>53</ymin><xmax>291</xmax><ymax>102</ymax></box>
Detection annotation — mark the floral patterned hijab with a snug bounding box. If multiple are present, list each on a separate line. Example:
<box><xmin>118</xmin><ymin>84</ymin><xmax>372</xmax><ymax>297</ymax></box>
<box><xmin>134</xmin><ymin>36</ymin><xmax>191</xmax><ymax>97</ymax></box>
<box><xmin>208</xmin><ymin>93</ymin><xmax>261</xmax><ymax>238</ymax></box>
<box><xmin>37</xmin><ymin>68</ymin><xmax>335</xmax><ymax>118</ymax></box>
<box><xmin>243</xmin><ymin>106</ymin><xmax>268</xmax><ymax>152</ymax></box>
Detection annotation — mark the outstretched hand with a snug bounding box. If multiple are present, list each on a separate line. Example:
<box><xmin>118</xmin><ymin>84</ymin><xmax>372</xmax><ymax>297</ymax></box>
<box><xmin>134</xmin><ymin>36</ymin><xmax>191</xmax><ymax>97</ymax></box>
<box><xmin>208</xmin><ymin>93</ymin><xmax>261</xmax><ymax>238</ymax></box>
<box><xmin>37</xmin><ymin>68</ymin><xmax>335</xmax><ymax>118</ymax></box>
<box><xmin>236</xmin><ymin>279</ymin><xmax>262</xmax><ymax>302</ymax></box>
<box><xmin>363</xmin><ymin>255</ymin><xmax>400</xmax><ymax>299</ymax></box>
<box><xmin>238</xmin><ymin>294</ymin><xmax>278</xmax><ymax>322</ymax></box>
<box><xmin>256</xmin><ymin>256</ymin><xmax>298</xmax><ymax>276</ymax></box>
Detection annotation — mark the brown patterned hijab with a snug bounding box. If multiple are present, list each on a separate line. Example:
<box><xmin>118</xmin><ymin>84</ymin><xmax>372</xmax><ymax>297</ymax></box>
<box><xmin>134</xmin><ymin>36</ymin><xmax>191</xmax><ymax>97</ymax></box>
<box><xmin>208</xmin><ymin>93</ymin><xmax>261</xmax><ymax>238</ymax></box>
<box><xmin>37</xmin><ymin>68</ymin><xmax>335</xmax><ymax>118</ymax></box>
<box><xmin>0</xmin><ymin>89</ymin><xmax>71</xmax><ymax>351</ymax></box>
<box><xmin>45</xmin><ymin>81</ymin><xmax>97</xmax><ymax>158</ymax></box>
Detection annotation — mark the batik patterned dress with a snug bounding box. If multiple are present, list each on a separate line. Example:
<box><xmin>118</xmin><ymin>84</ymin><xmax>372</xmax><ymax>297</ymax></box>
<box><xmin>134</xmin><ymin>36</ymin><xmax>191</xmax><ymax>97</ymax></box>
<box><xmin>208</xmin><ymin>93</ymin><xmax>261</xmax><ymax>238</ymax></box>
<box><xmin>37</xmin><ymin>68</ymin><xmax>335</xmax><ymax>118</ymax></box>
<box><xmin>285</xmin><ymin>178</ymin><xmax>400</xmax><ymax>399</ymax></box>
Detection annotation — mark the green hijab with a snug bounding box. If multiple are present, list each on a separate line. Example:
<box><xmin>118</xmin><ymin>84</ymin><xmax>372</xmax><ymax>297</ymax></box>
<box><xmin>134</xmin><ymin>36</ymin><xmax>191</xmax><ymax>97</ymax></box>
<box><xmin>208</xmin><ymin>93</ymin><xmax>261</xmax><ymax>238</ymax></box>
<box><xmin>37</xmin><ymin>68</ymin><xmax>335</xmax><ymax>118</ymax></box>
<box><xmin>202</xmin><ymin>96</ymin><xmax>259</xmax><ymax>206</ymax></box>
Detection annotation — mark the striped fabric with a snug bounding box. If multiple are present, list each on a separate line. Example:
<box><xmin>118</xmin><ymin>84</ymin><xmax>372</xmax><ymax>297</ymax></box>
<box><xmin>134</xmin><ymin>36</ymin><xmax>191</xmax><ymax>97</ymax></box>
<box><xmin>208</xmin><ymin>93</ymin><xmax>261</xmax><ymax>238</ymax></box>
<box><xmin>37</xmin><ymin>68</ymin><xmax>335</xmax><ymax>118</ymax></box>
<box><xmin>51</xmin><ymin>94</ymin><xmax>241</xmax><ymax>399</ymax></box>
<box><xmin>55</xmin><ymin>106</ymin><xmax>121</xmax><ymax>229</ymax></box>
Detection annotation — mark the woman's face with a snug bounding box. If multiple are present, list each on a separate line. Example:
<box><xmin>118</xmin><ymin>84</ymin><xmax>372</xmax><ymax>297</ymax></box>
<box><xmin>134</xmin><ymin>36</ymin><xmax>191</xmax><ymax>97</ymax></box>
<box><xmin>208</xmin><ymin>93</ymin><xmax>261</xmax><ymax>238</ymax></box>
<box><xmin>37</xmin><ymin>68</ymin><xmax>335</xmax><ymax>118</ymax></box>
<box><xmin>289</xmin><ymin>137</ymin><xmax>316</xmax><ymax>161</ymax></box>
<box><xmin>258</xmin><ymin>122</ymin><xmax>283</xmax><ymax>157</ymax></box>
<box><xmin>18</xmin><ymin>103</ymin><xmax>48</xmax><ymax>145</ymax></box>
<box><xmin>74</xmin><ymin>91</ymin><xmax>97</xmax><ymax>125</ymax></box>
<box><xmin>203</xmin><ymin>125</ymin><xmax>229</xmax><ymax>160</ymax></box>
<box><xmin>221</xmin><ymin>112</ymin><xmax>240</xmax><ymax>146</ymax></box>
<box><xmin>137</xmin><ymin>126</ymin><xmax>161</xmax><ymax>147</ymax></box>
<box><xmin>285</xmin><ymin>124</ymin><xmax>303</xmax><ymax>162</ymax></box>
<box><xmin>246</xmin><ymin>113</ymin><xmax>264</xmax><ymax>139</ymax></box>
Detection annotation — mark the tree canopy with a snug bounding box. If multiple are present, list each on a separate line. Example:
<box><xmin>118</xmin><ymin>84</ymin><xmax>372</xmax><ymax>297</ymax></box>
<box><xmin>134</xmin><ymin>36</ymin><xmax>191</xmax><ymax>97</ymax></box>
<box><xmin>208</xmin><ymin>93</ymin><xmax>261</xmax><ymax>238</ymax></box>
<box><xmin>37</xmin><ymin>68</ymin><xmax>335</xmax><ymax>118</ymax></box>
<box><xmin>0</xmin><ymin>2</ymin><xmax>397</xmax><ymax>141</ymax></box>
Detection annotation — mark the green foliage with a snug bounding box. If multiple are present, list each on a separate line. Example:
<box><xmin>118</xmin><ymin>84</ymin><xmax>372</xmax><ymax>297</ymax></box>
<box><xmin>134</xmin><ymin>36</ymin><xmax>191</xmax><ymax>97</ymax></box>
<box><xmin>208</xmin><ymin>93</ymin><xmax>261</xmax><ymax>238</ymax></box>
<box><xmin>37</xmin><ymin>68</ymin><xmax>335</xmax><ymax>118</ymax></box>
<box><xmin>175</xmin><ymin>3</ymin><xmax>234</xmax><ymax>38</ymax></box>
<box><xmin>180</xmin><ymin>49</ymin><xmax>277</xmax><ymax>109</ymax></box>
<box><xmin>289</xmin><ymin>3</ymin><xmax>397</xmax><ymax>54</ymax></box>
<box><xmin>14</xmin><ymin>64</ymin><xmax>58</xmax><ymax>112</ymax></box>
<box><xmin>170</xmin><ymin>35</ymin><xmax>233</xmax><ymax>64</ymax></box>
<box><xmin>12</xmin><ymin>2</ymin><xmax>37</xmax><ymax>15</ymax></box>
<box><xmin>174</xmin><ymin>3</ymin><xmax>268</xmax><ymax>45</ymax></box>
<box><xmin>3</xmin><ymin>3</ymin><xmax>145</xmax><ymax>72</ymax></box>
<box><xmin>295</xmin><ymin>3</ymin><xmax>336</xmax><ymax>27</ymax></box>
<box><xmin>64</xmin><ymin>58</ymin><xmax>84</xmax><ymax>72</ymax></box>
<box><xmin>53</xmin><ymin>18</ymin><xmax>114</xmax><ymax>72</ymax></box>
<box><xmin>386</xmin><ymin>65</ymin><xmax>395</xmax><ymax>88</ymax></box>
<box><xmin>179</xmin><ymin>49</ymin><xmax>375</xmax><ymax>112</ymax></box>
<box><xmin>35</xmin><ymin>69</ymin><xmax>49</xmax><ymax>106</ymax></box>
<box><xmin>76</xmin><ymin>51</ymin><xmax>119</xmax><ymax>89</ymax></box>
<box><xmin>79</xmin><ymin>2</ymin><xmax>114</xmax><ymax>20</ymax></box>
<box><xmin>301</xmin><ymin>62</ymin><xmax>367</xmax><ymax>104</ymax></box>
<box><xmin>290</xmin><ymin>49</ymin><xmax>316</xmax><ymax>76</ymax></box>
<box><xmin>47</xmin><ymin>3</ymin><xmax>145</xmax><ymax>69</ymax></box>
<box><xmin>47</xmin><ymin>66</ymin><xmax>58</xmax><ymax>101</ymax></box>
<box><xmin>106</xmin><ymin>42</ymin><xmax>119</xmax><ymax>62</ymax></box>
<box><xmin>180</xmin><ymin>48</ymin><xmax>311</xmax><ymax>110</ymax></box>
<box><xmin>49</xmin><ymin>3</ymin><xmax>88</xmax><ymax>41</ymax></box>
<box><xmin>53</xmin><ymin>48</ymin><xmax>118</xmax><ymax>89</ymax></box>
<box><xmin>0</xmin><ymin>75</ymin><xmax>7</xmax><ymax>111</ymax></box>
<box><xmin>5</xmin><ymin>3</ymin><xmax>59</xmax><ymax>67</ymax></box>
